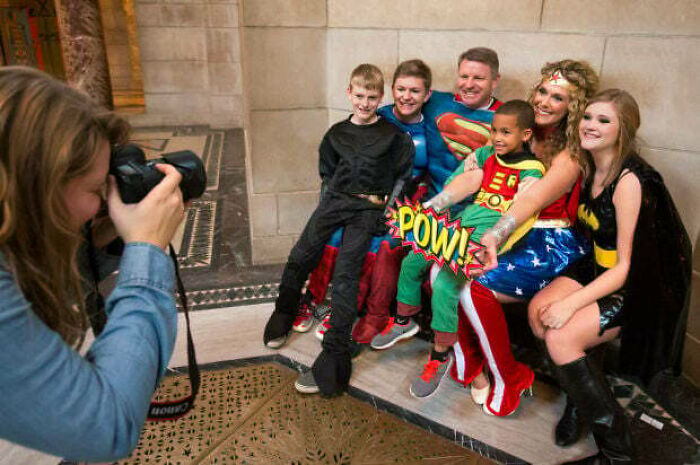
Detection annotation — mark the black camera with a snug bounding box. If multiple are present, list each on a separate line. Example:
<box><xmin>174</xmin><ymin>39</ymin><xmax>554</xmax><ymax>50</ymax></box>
<box><xmin>110</xmin><ymin>144</ymin><xmax>207</xmax><ymax>204</ymax></box>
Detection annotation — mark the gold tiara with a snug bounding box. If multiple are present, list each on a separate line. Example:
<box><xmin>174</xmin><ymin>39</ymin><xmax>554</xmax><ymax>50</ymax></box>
<box><xmin>546</xmin><ymin>70</ymin><xmax>574</xmax><ymax>90</ymax></box>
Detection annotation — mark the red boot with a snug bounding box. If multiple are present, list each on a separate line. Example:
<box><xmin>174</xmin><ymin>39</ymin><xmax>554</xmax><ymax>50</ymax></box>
<box><xmin>353</xmin><ymin>242</ymin><xmax>405</xmax><ymax>343</ymax></box>
<box><xmin>450</xmin><ymin>307</ymin><xmax>486</xmax><ymax>387</ymax></box>
<box><xmin>460</xmin><ymin>281</ymin><xmax>534</xmax><ymax>416</ymax></box>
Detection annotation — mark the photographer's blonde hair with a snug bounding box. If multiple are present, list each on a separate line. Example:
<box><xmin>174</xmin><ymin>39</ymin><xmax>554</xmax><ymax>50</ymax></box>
<box><xmin>0</xmin><ymin>67</ymin><xmax>129</xmax><ymax>346</ymax></box>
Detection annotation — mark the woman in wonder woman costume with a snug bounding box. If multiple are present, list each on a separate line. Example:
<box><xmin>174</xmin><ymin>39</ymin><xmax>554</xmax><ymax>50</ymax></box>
<box><xmin>450</xmin><ymin>60</ymin><xmax>599</xmax><ymax>417</ymax></box>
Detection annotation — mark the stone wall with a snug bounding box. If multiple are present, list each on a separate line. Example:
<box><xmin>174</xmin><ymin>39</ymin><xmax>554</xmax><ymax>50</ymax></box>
<box><xmin>238</xmin><ymin>0</ymin><xmax>700</xmax><ymax>385</ymax></box>
<box><xmin>128</xmin><ymin>0</ymin><xmax>243</xmax><ymax>127</ymax></box>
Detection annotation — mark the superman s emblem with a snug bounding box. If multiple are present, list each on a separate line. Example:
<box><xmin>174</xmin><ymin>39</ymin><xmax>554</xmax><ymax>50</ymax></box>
<box><xmin>436</xmin><ymin>112</ymin><xmax>491</xmax><ymax>160</ymax></box>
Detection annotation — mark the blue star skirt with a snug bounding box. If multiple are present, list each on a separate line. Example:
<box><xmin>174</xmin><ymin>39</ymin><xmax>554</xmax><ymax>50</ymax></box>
<box><xmin>476</xmin><ymin>227</ymin><xmax>590</xmax><ymax>299</ymax></box>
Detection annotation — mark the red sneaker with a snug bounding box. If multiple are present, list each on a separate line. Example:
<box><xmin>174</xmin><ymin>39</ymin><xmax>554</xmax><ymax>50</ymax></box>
<box><xmin>292</xmin><ymin>298</ymin><xmax>315</xmax><ymax>333</ymax></box>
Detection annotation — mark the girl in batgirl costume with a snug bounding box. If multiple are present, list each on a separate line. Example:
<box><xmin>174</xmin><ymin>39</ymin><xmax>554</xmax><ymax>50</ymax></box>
<box><xmin>528</xmin><ymin>89</ymin><xmax>691</xmax><ymax>464</ymax></box>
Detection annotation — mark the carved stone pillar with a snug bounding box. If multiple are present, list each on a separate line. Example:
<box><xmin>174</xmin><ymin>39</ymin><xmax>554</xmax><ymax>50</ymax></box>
<box><xmin>53</xmin><ymin>0</ymin><xmax>113</xmax><ymax>109</ymax></box>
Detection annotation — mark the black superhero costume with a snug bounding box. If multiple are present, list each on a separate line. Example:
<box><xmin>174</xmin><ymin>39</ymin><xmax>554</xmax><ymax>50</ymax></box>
<box><xmin>566</xmin><ymin>154</ymin><xmax>691</xmax><ymax>385</ymax></box>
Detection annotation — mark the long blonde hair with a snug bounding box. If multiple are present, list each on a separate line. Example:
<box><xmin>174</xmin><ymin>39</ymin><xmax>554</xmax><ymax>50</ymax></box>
<box><xmin>528</xmin><ymin>59</ymin><xmax>599</xmax><ymax>167</ymax></box>
<box><xmin>0</xmin><ymin>67</ymin><xmax>129</xmax><ymax>346</ymax></box>
<box><xmin>581</xmin><ymin>89</ymin><xmax>641</xmax><ymax>187</ymax></box>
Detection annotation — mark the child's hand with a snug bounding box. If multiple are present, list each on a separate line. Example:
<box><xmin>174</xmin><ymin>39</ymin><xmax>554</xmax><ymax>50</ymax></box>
<box><xmin>478</xmin><ymin>232</ymin><xmax>499</xmax><ymax>271</ymax></box>
<box><xmin>422</xmin><ymin>190</ymin><xmax>453</xmax><ymax>212</ymax></box>
<box><xmin>539</xmin><ymin>299</ymin><xmax>576</xmax><ymax>330</ymax></box>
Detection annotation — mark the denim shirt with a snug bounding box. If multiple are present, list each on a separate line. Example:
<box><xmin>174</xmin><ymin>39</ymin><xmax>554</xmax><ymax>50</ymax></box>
<box><xmin>0</xmin><ymin>243</ymin><xmax>177</xmax><ymax>462</ymax></box>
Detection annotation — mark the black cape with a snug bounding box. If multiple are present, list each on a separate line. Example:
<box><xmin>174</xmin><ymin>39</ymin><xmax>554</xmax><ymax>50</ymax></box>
<box><xmin>617</xmin><ymin>155</ymin><xmax>692</xmax><ymax>386</ymax></box>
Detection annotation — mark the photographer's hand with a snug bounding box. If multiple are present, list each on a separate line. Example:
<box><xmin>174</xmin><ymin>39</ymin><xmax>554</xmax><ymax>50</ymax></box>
<box><xmin>107</xmin><ymin>164</ymin><xmax>185</xmax><ymax>250</ymax></box>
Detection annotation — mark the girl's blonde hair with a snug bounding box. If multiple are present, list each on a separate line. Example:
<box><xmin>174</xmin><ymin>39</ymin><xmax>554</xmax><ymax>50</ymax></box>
<box><xmin>582</xmin><ymin>88</ymin><xmax>641</xmax><ymax>186</ymax></box>
<box><xmin>0</xmin><ymin>66</ymin><xmax>129</xmax><ymax>346</ymax></box>
<box><xmin>528</xmin><ymin>59</ymin><xmax>599</xmax><ymax>167</ymax></box>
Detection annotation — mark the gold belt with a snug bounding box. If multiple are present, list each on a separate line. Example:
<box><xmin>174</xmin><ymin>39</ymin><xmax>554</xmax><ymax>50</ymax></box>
<box><xmin>355</xmin><ymin>193</ymin><xmax>387</xmax><ymax>206</ymax></box>
<box><xmin>533</xmin><ymin>218</ymin><xmax>571</xmax><ymax>228</ymax></box>
<box><xmin>474</xmin><ymin>191</ymin><xmax>512</xmax><ymax>214</ymax></box>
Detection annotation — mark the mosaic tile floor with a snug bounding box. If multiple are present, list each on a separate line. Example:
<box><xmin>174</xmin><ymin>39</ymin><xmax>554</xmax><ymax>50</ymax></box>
<box><xmin>119</xmin><ymin>360</ymin><xmax>498</xmax><ymax>465</ymax></box>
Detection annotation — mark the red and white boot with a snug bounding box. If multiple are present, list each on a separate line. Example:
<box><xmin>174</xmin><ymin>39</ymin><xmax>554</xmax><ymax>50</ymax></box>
<box><xmin>460</xmin><ymin>281</ymin><xmax>534</xmax><ymax>416</ymax></box>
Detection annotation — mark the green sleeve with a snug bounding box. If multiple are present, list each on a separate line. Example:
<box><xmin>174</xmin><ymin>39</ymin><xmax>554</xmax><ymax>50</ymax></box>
<box><xmin>444</xmin><ymin>160</ymin><xmax>467</xmax><ymax>186</ymax></box>
<box><xmin>474</xmin><ymin>145</ymin><xmax>495</xmax><ymax>168</ymax></box>
<box><xmin>520</xmin><ymin>167</ymin><xmax>544</xmax><ymax>180</ymax></box>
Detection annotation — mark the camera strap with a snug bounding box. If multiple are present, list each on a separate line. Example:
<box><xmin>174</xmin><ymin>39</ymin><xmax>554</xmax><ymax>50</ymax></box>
<box><xmin>85</xmin><ymin>230</ymin><xmax>200</xmax><ymax>422</ymax></box>
<box><xmin>146</xmin><ymin>245</ymin><xmax>200</xmax><ymax>421</ymax></box>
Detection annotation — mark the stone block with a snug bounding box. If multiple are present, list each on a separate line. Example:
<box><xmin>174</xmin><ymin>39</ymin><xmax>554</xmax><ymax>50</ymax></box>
<box><xmin>601</xmin><ymin>37</ymin><xmax>700</xmax><ymax>152</ymax></box>
<box><xmin>278</xmin><ymin>192</ymin><xmax>320</xmax><ymax>235</ymax></box>
<box><xmin>209</xmin><ymin>94</ymin><xmax>242</xmax><ymax>114</ymax></box>
<box><xmin>328</xmin><ymin>108</ymin><xmax>349</xmax><ymax>126</ymax></box>
<box><xmin>208</xmin><ymin>3</ymin><xmax>239</xmax><ymax>27</ymax></box>
<box><xmin>209</xmin><ymin>94</ymin><xmax>244</xmax><ymax>126</ymax></box>
<box><xmin>244</xmin><ymin>28</ymin><xmax>326</xmax><ymax>110</ymax></box>
<box><xmin>160</xmin><ymin>4</ymin><xmax>206</xmax><ymax>26</ymax></box>
<box><xmin>682</xmin><ymin>334</ymin><xmax>700</xmax><ymax>387</ymax></box>
<box><xmin>208</xmin><ymin>62</ymin><xmax>243</xmax><ymax>94</ymax></box>
<box><xmin>208</xmin><ymin>110</ymin><xmax>244</xmax><ymax>128</ymax></box>
<box><xmin>134</xmin><ymin>3</ymin><xmax>161</xmax><ymax>26</ymax></box>
<box><xmin>242</xmin><ymin>0</ymin><xmax>325</xmax><ymax>26</ymax></box>
<box><xmin>252</xmin><ymin>235</ymin><xmax>295</xmax><ymax>265</ymax></box>
<box><xmin>138</xmin><ymin>27</ymin><xmax>207</xmax><ymax>61</ymax></box>
<box><xmin>400</xmin><ymin>30</ymin><xmax>605</xmax><ymax>102</ymax></box>
<box><xmin>686</xmin><ymin>272</ymin><xmax>700</xmax><ymax>343</ymax></box>
<box><xmin>141</xmin><ymin>61</ymin><xmax>209</xmax><ymax>93</ymax></box>
<box><xmin>328</xmin><ymin>0</ymin><xmax>541</xmax><ymax>30</ymax></box>
<box><xmin>144</xmin><ymin>92</ymin><xmax>210</xmax><ymax>114</ymax></box>
<box><xmin>206</xmin><ymin>28</ymin><xmax>241</xmax><ymax>62</ymax></box>
<box><xmin>249</xmin><ymin>193</ymin><xmax>277</xmax><ymax>237</ymax></box>
<box><xmin>542</xmin><ymin>0</ymin><xmax>700</xmax><ymax>35</ymax></box>
<box><xmin>327</xmin><ymin>29</ymin><xmax>398</xmax><ymax>110</ymax></box>
<box><xmin>249</xmin><ymin>109</ymin><xmax>326</xmax><ymax>193</ymax></box>
<box><xmin>640</xmin><ymin>147</ymin><xmax>700</xmax><ymax>243</ymax></box>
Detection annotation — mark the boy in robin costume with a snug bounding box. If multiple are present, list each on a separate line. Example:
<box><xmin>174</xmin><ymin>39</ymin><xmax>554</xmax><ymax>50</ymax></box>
<box><xmin>382</xmin><ymin>100</ymin><xmax>544</xmax><ymax>398</ymax></box>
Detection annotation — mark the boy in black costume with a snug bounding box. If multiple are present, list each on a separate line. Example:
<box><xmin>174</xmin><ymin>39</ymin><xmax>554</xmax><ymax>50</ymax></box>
<box><xmin>263</xmin><ymin>64</ymin><xmax>414</xmax><ymax>396</ymax></box>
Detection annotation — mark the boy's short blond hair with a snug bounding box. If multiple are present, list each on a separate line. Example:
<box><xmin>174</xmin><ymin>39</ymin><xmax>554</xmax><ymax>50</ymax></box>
<box><xmin>349</xmin><ymin>64</ymin><xmax>384</xmax><ymax>92</ymax></box>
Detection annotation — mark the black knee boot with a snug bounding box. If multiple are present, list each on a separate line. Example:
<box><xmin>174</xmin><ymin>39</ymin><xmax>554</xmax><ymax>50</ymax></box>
<box><xmin>263</xmin><ymin>285</ymin><xmax>300</xmax><ymax>346</ymax></box>
<box><xmin>556</xmin><ymin>396</ymin><xmax>583</xmax><ymax>447</ymax></box>
<box><xmin>556</xmin><ymin>356</ymin><xmax>635</xmax><ymax>465</ymax></box>
<box><xmin>554</xmin><ymin>345</ymin><xmax>607</xmax><ymax>447</ymax></box>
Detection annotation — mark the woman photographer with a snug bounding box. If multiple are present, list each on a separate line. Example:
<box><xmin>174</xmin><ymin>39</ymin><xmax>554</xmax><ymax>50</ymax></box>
<box><xmin>0</xmin><ymin>67</ymin><xmax>185</xmax><ymax>461</ymax></box>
